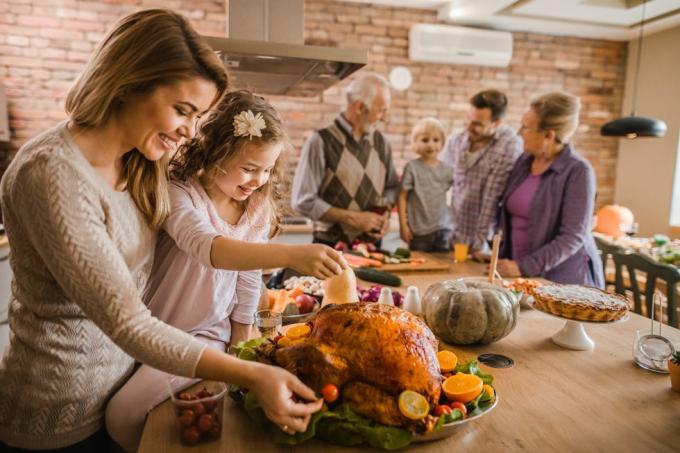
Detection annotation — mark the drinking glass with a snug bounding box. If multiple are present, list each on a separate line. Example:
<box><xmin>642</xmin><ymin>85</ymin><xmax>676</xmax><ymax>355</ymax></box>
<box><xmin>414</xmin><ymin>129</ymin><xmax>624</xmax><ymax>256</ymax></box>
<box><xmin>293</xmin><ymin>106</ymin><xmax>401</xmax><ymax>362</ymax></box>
<box><xmin>454</xmin><ymin>242</ymin><xmax>469</xmax><ymax>263</ymax></box>
<box><xmin>254</xmin><ymin>309</ymin><xmax>282</xmax><ymax>339</ymax></box>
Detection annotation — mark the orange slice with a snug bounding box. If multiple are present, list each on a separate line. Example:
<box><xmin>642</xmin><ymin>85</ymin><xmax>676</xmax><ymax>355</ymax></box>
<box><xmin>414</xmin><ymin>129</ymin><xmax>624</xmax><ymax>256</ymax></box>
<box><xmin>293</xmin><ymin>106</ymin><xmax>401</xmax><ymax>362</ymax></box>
<box><xmin>483</xmin><ymin>384</ymin><xmax>495</xmax><ymax>400</ymax></box>
<box><xmin>276</xmin><ymin>336</ymin><xmax>304</xmax><ymax>348</ymax></box>
<box><xmin>398</xmin><ymin>390</ymin><xmax>430</xmax><ymax>420</ymax></box>
<box><xmin>436</xmin><ymin>350</ymin><xmax>458</xmax><ymax>373</ymax></box>
<box><xmin>277</xmin><ymin>336</ymin><xmax>293</xmax><ymax>347</ymax></box>
<box><xmin>285</xmin><ymin>324</ymin><xmax>311</xmax><ymax>340</ymax></box>
<box><xmin>442</xmin><ymin>374</ymin><xmax>483</xmax><ymax>403</ymax></box>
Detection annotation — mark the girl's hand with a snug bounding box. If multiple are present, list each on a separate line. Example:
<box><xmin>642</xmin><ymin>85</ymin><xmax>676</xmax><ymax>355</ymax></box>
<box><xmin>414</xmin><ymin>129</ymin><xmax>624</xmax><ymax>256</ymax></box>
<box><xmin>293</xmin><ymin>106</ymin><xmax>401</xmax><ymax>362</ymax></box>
<box><xmin>290</xmin><ymin>244</ymin><xmax>348</xmax><ymax>279</ymax></box>
<box><xmin>496</xmin><ymin>259</ymin><xmax>521</xmax><ymax>278</ymax></box>
<box><xmin>400</xmin><ymin>223</ymin><xmax>412</xmax><ymax>244</ymax></box>
<box><xmin>249</xmin><ymin>365</ymin><xmax>324</xmax><ymax>434</ymax></box>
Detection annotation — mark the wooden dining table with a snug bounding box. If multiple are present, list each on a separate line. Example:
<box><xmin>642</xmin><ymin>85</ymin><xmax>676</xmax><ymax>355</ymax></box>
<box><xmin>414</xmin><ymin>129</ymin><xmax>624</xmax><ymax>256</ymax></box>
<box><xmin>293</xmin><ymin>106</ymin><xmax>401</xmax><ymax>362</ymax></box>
<box><xmin>139</xmin><ymin>257</ymin><xmax>680</xmax><ymax>453</ymax></box>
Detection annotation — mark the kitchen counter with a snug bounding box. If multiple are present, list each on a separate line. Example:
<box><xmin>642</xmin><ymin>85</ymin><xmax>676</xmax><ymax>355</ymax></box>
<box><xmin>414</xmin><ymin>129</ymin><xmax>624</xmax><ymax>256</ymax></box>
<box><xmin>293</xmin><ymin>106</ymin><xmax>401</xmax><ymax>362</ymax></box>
<box><xmin>279</xmin><ymin>216</ymin><xmax>401</xmax><ymax>235</ymax></box>
<box><xmin>139</xmin><ymin>257</ymin><xmax>680</xmax><ymax>453</ymax></box>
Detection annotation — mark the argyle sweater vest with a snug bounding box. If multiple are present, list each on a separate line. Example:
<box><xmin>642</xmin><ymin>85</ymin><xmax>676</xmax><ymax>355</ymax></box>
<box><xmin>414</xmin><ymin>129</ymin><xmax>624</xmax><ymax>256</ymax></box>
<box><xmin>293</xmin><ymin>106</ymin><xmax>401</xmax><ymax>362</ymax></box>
<box><xmin>314</xmin><ymin>119</ymin><xmax>390</xmax><ymax>244</ymax></box>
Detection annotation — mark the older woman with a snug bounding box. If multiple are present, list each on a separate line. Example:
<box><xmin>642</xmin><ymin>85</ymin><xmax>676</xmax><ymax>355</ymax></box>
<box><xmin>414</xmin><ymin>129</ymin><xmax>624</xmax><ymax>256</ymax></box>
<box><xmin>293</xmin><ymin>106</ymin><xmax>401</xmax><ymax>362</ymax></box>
<box><xmin>496</xmin><ymin>92</ymin><xmax>604</xmax><ymax>287</ymax></box>
<box><xmin>0</xmin><ymin>9</ymin><xmax>329</xmax><ymax>451</ymax></box>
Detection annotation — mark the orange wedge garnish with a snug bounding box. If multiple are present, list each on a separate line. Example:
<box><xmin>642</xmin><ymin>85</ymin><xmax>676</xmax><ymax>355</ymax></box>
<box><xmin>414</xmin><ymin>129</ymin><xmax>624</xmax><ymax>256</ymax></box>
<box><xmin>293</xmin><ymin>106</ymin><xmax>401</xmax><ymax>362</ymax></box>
<box><xmin>483</xmin><ymin>384</ymin><xmax>495</xmax><ymax>400</ymax></box>
<box><xmin>277</xmin><ymin>336</ymin><xmax>304</xmax><ymax>348</ymax></box>
<box><xmin>437</xmin><ymin>350</ymin><xmax>458</xmax><ymax>373</ymax></box>
<box><xmin>398</xmin><ymin>390</ymin><xmax>429</xmax><ymax>420</ymax></box>
<box><xmin>442</xmin><ymin>374</ymin><xmax>483</xmax><ymax>403</ymax></box>
<box><xmin>285</xmin><ymin>324</ymin><xmax>311</xmax><ymax>340</ymax></box>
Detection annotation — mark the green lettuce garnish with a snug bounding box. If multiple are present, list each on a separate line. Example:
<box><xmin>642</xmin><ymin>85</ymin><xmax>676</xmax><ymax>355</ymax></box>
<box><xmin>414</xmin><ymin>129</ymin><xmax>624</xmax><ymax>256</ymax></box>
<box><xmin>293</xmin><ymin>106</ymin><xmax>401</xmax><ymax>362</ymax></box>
<box><xmin>243</xmin><ymin>393</ymin><xmax>412</xmax><ymax>450</ymax></box>
<box><xmin>231</xmin><ymin>337</ymin><xmax>267</xmax><ymax>361</ymax></box>
<box><xmin>455</xmin><ymin>359</ymin><xmax>494</xmax><ymax>385</ymax></box>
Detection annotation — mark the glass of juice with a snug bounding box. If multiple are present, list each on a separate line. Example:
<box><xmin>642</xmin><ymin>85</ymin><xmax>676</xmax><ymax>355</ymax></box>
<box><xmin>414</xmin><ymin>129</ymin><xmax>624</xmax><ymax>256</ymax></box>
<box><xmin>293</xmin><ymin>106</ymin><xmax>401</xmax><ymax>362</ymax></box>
<box><xmin>454</xmin><ymin>242</ymin><xmax>469</xmax><ymax>263</ymax></box>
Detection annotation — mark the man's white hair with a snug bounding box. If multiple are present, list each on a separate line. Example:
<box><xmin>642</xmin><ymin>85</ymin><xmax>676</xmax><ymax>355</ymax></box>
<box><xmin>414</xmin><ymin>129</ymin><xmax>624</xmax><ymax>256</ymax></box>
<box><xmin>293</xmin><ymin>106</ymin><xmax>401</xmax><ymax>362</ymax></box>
<box><xmin>345</xmin><ymin>72</ymin><xmax>390</xmax><ymax>106</ymax></box>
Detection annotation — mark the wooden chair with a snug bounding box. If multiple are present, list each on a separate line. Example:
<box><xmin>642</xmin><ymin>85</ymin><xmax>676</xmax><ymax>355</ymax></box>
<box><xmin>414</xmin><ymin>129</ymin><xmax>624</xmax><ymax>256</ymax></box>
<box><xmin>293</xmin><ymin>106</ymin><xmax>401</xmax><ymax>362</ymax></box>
<box><xmin>594</xmin><ymin>235</ymin><xmax>625</xmax><ymax>290</ymax></box>
<box><xmin>612</xmin><ymin>249</ymin><xmax>680</xmax><ymax>327</ymax></box>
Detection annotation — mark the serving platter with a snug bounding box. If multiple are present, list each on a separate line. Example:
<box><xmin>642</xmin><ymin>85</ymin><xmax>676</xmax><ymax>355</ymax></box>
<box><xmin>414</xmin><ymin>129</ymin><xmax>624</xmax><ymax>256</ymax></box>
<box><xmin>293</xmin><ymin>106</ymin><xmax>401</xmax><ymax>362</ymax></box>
<box><xmin>414</xmin><ymin>394</ymin><xmax>499</xmax><ymax>442</ymax></box>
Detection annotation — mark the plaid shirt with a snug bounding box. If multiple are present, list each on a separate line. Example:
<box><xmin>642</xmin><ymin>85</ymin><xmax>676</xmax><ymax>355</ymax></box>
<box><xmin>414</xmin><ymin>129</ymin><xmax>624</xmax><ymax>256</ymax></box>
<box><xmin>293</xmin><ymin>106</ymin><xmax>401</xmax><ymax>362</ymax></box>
<box><xmin>441</xmin><ymin>124</ymin><xmax>522</xmax><ymax>251</ymax></box>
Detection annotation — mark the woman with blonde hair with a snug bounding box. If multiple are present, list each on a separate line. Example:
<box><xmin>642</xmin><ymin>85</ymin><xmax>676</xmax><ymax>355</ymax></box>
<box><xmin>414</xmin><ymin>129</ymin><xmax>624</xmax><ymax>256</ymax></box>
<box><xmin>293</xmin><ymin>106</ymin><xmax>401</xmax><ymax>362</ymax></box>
<box><xmin>496</xmin><ymin>92</ymin><xmax>604</xmax><ymax>287</ymax></box>
<box><xmin>0</xmin><ymin>9</ymin><xmax>325</xmax><ymax>451</ymax></box>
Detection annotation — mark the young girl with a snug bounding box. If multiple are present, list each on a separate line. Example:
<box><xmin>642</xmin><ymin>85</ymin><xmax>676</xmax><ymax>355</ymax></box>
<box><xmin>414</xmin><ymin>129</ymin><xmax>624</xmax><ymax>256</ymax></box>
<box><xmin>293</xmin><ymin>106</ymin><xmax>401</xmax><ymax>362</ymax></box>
<box><xmin>398</xmin><ymin>117</ymin><xmax>454</xmax><ymax>252</ymax></box>
<box><xmin>105</xmin><ymin>90</ymin><xmax>345</xmax><ymax>452</ymax></box>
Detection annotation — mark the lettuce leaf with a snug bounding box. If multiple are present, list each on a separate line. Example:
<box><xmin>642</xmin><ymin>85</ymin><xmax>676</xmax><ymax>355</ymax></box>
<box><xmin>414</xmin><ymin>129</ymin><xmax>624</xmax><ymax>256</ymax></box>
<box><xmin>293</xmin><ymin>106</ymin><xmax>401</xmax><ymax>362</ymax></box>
<box><xmin>455</xmin><ymin>359</ymin><xmax>494</xmax><ymax>385</ymax></box>
<box><xmin>231</xmin><ymin>337</ymin><xmax>267</xmax><ymax>361</ymax></box>
<box><xmin>243</xmin><ymin>393</ymin><xmax>412</xmax><ymax>450</ymax></box>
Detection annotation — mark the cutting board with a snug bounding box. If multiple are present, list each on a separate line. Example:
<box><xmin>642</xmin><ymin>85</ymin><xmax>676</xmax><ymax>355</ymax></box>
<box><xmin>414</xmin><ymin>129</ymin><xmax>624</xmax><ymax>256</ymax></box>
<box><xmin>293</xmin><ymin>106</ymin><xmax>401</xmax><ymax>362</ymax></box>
<box><xmin>379</xmin><ymin>251</ymin><xmax>451</xmax><ymax>273</ymax></box>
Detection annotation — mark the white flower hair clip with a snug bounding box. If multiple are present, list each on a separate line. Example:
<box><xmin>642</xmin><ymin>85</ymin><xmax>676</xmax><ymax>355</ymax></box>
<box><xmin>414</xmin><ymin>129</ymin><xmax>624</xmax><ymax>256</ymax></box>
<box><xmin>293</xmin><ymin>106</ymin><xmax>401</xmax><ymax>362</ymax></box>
<box><xmin>233</xmin><ymin>110</ymin><xmax>266</xmax><ymax>139</ymax></box>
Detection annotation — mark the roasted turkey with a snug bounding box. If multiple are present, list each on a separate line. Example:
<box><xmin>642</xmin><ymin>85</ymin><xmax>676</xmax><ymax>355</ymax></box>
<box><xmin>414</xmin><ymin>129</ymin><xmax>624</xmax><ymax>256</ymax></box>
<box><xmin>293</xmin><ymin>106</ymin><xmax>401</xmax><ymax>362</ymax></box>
<box><xmin>258</xmin><ymin>303</ymin><xmax>442</xmax><ymax>433</ymax></box>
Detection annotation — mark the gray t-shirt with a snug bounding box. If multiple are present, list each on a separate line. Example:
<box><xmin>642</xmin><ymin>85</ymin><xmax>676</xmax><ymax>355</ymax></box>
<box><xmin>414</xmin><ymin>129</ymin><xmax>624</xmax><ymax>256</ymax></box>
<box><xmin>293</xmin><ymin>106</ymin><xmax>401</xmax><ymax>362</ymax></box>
<box><xmin>401</xmin><ymin>158</ymin><xmax>454</xmax><ymax>236</ymax></box>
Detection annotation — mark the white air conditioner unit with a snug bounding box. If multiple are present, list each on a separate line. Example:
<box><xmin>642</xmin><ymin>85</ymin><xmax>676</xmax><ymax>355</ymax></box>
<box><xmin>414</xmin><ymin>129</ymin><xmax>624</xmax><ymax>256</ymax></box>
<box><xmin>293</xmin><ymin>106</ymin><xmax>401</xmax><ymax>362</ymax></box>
<box><xmin>409</xmin><ymin>24</ymin><xmax>513</xmax><ymax>68</ymax></box>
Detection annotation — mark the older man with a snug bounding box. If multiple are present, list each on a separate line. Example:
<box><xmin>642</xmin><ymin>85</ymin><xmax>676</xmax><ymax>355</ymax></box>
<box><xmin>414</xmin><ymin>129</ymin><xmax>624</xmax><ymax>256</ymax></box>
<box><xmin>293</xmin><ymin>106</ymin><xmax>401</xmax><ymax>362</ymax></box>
<box><xmin>442</xmin><ymin>89</ymin><xmax>522</xmax><ymax>254</ymax></box>
<box><xmin>292</xmin><ymin>72</ymin><xmax>399</xmax><ymax>246</ymax></box>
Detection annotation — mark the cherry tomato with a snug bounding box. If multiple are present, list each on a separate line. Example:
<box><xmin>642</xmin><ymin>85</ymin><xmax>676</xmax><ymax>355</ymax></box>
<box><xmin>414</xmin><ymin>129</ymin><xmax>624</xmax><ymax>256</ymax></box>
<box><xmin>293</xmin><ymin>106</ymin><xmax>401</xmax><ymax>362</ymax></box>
<box><xmin>208</xmin><ymin>419</ymin><xmax>222</xmax><ymax>438</ymax></box>
<box><xmin>321</xmin><ymin>383</ymin><xmax>339</xmax><ymax>403</ymax></box>
<box><xmin>191</xmin><ymin>402</ymin><xmax>206</xmax><ymax>417</ymax></box>
<box><xmin>433</xmin><ymin>405</ymin><xmax>452</xmax><ymax>416</ymax></box>
<box><xmin>449</xmin><ymin>401</ymin><xmax>467</xmax><ymax>416</ymax></box>
<box><xmin>181</xmin><ymin>426</ymin><xmax>201</xmax><ymax>445</ymax></box>
<box><xmin>177</xmin><ymin>410</ymin><xmax>195</xmax><ymax>428</ymax></box>
<box><xmin>273</xmin><ymin>335</ymin><xmax>284</xmax><ymax>345</ymax></box>
<box><xmin>197</xmin><ymin>414</ymin><xmax>214</xmax><ymax>432</ymax></box>
<box><xmin>203</xmin><ymin>401</ymin><xmax>216</xmax><ymax>414</ymax></box>
<box><xmin>197</xmin><ymin>387</ymin><xmax>212</xmax><ymax>398</ymax></box>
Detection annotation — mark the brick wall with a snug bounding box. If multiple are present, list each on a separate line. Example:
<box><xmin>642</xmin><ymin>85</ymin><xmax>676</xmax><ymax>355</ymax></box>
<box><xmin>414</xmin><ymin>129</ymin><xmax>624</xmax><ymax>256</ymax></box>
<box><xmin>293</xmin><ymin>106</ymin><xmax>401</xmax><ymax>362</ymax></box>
<box><xmin>0</xmin><ymin>0</ymin><xmax>626</xmax><ymax>208</ymax></box>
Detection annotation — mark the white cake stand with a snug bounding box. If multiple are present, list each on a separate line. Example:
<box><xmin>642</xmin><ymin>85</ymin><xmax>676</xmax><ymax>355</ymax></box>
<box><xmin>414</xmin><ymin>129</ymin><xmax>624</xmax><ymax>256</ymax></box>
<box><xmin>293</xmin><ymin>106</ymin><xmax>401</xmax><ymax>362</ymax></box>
<box><xmin>529</xmin><ymin>300</ymin><xmax>629</xmax><ymax>350</ymax></box>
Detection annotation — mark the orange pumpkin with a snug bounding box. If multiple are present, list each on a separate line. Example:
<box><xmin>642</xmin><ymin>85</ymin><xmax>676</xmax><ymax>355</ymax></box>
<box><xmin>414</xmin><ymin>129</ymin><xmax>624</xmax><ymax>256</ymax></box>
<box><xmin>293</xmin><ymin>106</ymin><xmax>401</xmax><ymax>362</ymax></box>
<box><xmin>594</xmin><ymin>205</ymin><xmax>634</xmax><ymax>238</ymax></box>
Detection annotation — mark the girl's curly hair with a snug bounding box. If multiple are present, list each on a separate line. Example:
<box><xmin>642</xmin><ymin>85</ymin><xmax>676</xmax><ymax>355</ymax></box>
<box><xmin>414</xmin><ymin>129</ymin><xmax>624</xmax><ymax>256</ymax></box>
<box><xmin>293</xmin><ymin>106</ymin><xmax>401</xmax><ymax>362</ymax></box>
<box><xmin>171</xmin><ymin>90</ymin><xmax>287</xmax><ymax>236</ymax></box>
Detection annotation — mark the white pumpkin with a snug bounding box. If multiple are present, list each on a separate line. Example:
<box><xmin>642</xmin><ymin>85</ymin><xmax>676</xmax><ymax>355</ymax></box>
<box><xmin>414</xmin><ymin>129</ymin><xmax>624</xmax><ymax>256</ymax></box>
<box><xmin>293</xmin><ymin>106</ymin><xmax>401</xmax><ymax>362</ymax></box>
<box><xmin>422</xmin><ymin>279</ymin><xmax>519</xmax><ymax>345</ymax></box>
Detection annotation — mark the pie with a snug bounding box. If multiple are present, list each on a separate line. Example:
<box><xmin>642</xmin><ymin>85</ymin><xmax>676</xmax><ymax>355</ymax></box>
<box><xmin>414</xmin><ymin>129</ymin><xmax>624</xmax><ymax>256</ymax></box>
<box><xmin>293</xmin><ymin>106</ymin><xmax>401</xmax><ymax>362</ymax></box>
<box><xmin>531</xmin><ymin>284</ymin><xmax>629</xmax><ymax>322</ymax></box>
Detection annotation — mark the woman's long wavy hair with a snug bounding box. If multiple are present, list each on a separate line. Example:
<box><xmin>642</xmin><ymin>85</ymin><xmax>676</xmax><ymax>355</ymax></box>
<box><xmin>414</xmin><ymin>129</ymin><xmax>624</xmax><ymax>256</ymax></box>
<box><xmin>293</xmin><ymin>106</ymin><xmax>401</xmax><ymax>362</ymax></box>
<box><xmin>171</xmin><ymin>90</ymin><xmax>287</xmax><ymax>237</ymax></box>
<box><xmin>65</xmin><ymin>9</ymin><xmax>229</xmax><ymax>229</ymax></box>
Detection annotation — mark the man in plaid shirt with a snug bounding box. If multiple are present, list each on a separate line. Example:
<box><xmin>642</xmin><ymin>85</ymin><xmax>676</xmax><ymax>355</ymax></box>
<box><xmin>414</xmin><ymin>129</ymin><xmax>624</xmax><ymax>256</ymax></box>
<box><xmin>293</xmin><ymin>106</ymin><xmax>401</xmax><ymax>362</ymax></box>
<box><xmin>441</xmin><ymin>89</ymin><xmax>522</xmax><ymax>254</ymax></box>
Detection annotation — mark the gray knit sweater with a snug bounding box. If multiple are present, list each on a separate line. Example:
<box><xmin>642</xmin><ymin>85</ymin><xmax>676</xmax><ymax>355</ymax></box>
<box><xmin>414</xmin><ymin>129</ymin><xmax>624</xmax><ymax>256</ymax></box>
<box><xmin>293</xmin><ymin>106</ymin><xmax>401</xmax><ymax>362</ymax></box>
<box><xmin>0</xmin><ymin>123</ymin><xmax>206</xmax><ymax>449</ymax></box>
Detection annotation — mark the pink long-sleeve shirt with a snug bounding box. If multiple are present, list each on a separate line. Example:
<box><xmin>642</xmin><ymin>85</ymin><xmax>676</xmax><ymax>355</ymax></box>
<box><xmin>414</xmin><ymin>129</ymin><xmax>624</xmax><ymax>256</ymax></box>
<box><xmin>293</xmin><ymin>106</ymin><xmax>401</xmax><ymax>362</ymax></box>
<box><xmin>143</xmin><ymin>178</ymin><xmax>271</xmax><ymax>345</ymax></box>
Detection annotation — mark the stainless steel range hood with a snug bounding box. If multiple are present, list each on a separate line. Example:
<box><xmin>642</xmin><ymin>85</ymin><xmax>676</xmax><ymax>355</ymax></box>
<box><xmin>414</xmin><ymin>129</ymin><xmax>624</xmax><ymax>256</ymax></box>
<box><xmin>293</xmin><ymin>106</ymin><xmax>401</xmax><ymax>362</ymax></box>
<box><xmin>204</xmin><ymin>0</ymin><xmax>367</xmax><ymax>97</ymax></box>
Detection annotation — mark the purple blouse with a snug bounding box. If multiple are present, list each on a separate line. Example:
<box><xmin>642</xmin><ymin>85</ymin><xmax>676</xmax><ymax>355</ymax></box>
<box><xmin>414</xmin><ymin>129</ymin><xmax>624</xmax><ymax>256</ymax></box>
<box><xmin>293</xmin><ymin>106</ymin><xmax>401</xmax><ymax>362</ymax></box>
<box><xmin>499</xmin><ymin>145</ymin><xmax>604</xmax><ymax>288</ymax></box>
<box><xmin>506</xmin><ymin>174</ymin><xmax>540</xmax><ymax>261</ymax></box>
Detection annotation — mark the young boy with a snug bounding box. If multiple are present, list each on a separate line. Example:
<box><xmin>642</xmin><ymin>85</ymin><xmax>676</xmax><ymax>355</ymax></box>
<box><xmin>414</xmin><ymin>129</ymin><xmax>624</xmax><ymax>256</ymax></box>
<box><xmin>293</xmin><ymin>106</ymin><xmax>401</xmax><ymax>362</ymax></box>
<box><xmin>397</xmin><ymin>118</ymin><xmax>454</xmax><ymax>252</ymax></box>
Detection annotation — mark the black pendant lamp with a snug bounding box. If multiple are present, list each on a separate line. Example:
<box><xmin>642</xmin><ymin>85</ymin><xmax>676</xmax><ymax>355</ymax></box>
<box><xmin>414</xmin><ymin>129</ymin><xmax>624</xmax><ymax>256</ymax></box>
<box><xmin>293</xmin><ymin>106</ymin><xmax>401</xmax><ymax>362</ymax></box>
<box><xmin>601</xmin><ymin>0</ymin><xmax>667</xmax><ymax>139</ymax></box>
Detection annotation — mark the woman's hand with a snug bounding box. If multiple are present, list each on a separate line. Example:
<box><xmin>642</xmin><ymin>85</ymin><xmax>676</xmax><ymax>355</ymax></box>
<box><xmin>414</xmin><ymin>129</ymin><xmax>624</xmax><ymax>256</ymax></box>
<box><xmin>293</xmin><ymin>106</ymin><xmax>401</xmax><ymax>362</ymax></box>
<box><xmin>249</xmin><ymin>365</ymin><xmax>324</xmax><ymax>434</ymax></box>
<box><xmin>289</xmin><ymin>244</ymin><xmax>348</xmax><ymax>279</ymax></box>
<box><xmin>472</xmin><ymin>250</ymin><xmax>490</xmax><ymax>262</ymax></box>
<box><xmin>496</xmin><ymin>259</ymin><xmax>521</xmax><ymax>278</ymax></box>
<box><xmin>400</xmin><ymin>223</ymin><xmax>413</xmax><ymax>244</ymax></box>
